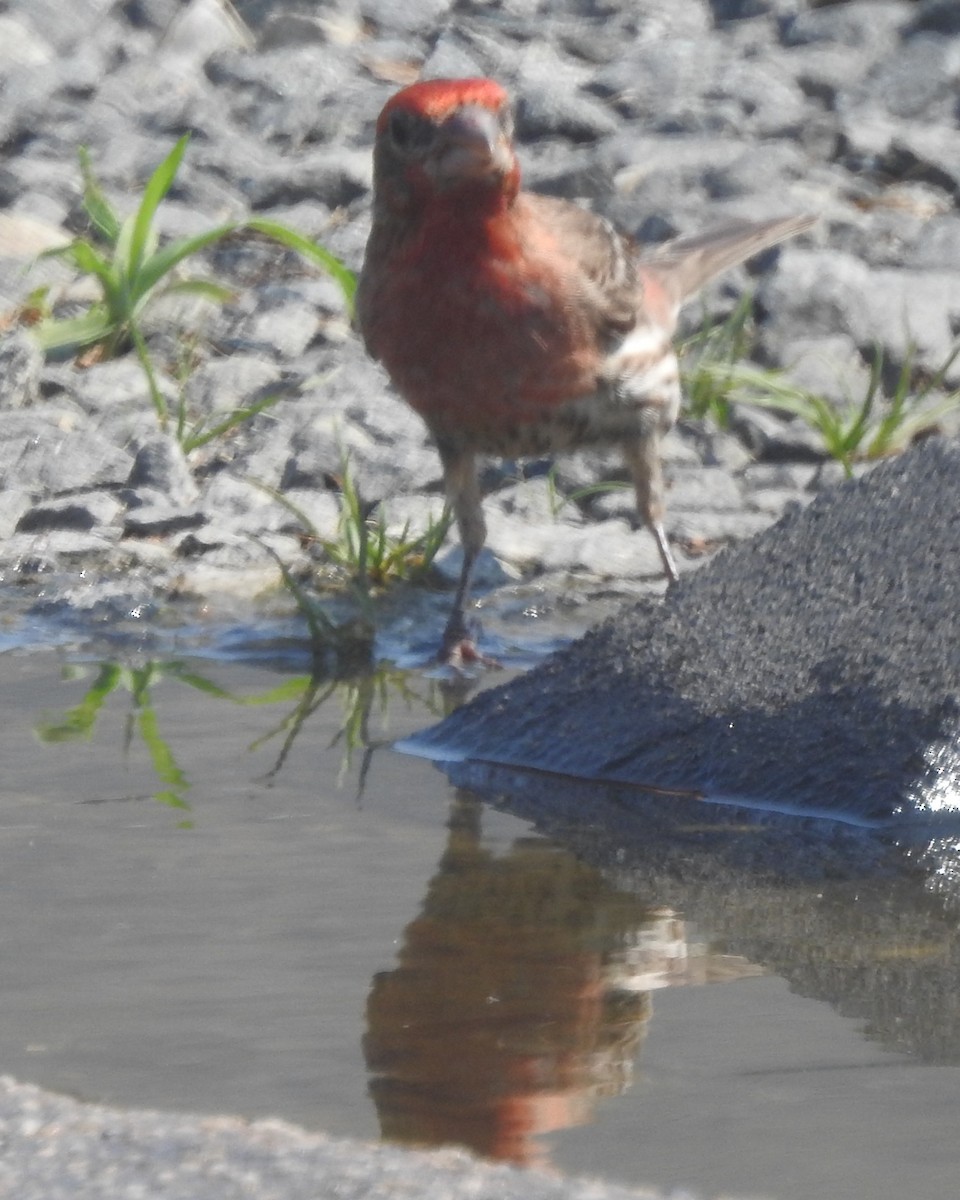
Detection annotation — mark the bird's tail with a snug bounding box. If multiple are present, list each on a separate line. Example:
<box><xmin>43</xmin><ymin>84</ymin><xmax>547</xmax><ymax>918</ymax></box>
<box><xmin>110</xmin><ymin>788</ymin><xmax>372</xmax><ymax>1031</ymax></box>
<box><xmin>642</xmin><ymin>214</ymin><xmax>815</xmax><ymax>303</ymax></box>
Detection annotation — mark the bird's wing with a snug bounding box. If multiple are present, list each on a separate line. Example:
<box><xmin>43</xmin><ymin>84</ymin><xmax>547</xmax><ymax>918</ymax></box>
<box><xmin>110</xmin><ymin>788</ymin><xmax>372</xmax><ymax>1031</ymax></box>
<box><xmin>639</xmin><ymin>214</ymin><xmax>816</xmax><ymax>304</ymax></box>
<box><xmin>519</xmin><ymin>193</ymin><xmax>641</xmax><ymax>336</ymax></box>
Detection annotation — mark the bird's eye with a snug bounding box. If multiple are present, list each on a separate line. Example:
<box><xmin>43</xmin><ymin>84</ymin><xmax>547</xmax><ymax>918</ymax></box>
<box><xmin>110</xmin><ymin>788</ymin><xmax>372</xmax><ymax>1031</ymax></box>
<box><xmin>388</xmin><ymin>110</ymin><xmax>432</xmax><ymax>154</ymax></box>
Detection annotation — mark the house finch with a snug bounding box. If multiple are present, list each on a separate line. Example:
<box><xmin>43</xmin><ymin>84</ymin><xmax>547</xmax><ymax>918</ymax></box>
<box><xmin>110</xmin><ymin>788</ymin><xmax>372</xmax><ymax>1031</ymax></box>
<box><xmin>357</xmin><ymin>77</ymin><xmax>813</xmax><ymax>663</ymax></box>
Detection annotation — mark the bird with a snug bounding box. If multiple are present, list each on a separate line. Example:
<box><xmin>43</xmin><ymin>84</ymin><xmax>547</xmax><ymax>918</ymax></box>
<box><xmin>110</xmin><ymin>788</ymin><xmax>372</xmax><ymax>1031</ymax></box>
<box><xmin>356</xmin><ymin>77</ymin><xmax>814</xmax><ymax>664</ymax></box>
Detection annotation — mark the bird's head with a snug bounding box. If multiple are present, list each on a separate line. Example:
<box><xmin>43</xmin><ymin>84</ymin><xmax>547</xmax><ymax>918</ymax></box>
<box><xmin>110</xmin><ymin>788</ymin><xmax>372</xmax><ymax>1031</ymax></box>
<box><xmin>370</xmin><ymin>77</ymin><xmax>520</xmax><ymax>216</ymax></box>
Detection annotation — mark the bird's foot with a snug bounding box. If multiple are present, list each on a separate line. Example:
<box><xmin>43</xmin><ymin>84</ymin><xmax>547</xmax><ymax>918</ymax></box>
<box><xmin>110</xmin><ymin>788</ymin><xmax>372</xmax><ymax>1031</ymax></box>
<box><xmin>438</xmin><ymin>637</ymin><xmax>502</xmax><ymax>671</ymax></box>
<box><xmin>437</xmin><ymin>615</ymin><xmax>501</xmax><ymax>670</ymax></box>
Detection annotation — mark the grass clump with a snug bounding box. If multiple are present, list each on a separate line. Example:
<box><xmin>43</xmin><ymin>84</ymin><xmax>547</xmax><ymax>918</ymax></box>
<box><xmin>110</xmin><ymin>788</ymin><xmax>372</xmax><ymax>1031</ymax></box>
<box><xmin>254</xmin><ymin>456</ymin><xmax>453</xmax><ymax>667</ymax></box>
<box><xmin>321</xmin><ymin>458</ymin><xmax>452</xmax><ymax>592</ymax></box>
<box><xmin>30</xmin><ymin>135</ymin><xmax>355</xmax><ymax>449</ymax></box>
<box><xmin>680</xmin><ymin>297</ymin><xmax>960</xmax><ymax>476</ymax></box>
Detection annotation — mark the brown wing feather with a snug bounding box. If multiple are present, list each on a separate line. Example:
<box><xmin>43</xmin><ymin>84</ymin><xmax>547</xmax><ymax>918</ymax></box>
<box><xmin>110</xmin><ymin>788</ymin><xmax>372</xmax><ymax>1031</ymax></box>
<box><xmin>640</xmin><ymin>214</ymin><xmax>816</xmax><ymax>304</ymax></box>
<box><xmin>518</xmin><ymin>197</ymin><xmax>814</xmax><ymax>333</ymax></box>
<box><xmin>519</xmin><ymin>193</ymin><xmax>640</xmax><ymax>334</ymax></box>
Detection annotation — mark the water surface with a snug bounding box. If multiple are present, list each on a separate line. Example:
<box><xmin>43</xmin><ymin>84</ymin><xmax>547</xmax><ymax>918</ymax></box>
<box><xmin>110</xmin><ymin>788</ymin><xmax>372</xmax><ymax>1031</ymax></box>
<box><xmin>1</xmin><ymin>647</ymin><xmax>958</xmax><ymax>1199</ymax></box>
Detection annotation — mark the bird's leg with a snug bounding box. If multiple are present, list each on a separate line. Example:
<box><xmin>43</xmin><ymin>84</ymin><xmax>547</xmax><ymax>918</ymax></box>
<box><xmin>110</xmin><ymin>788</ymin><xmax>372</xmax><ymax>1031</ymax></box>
<box><xmin>436</xmin><ymin>442</ymin><xmax>491</xmax><ymax>663</ymax></box>
<box><xmin>623</xmin><ymin>432</ymin><xmax>679</xmax><ymax>585</ymax></box>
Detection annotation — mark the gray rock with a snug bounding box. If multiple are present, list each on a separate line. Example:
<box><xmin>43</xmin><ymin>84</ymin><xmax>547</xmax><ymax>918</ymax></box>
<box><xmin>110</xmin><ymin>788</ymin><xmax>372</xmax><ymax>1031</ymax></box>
<box><xmin>729</xmin><ymin>406</ymin><xmax>826</xmax><ymax>462</ymax></box>
<box><xmin>515</xmin><ymin>46</ymin><xmax>619</xmax><ymax>143</ymax></box>
<box><xmin>0</xmin><ymin>0</ymin><xmax>958</xmax><ymax>672</ymax></box>
<box><xmin>851</xmin><ymin>34</ymin><xmax>960</xmax><ymax>122</ymax></box>
<box><xmin>0</xmin><ymin>330</ymin><xmax>43</xmax><ymax>408</ymax></box>
<box><xmin>156</xmin><ymin>0</ymin><xmax>253</xmax><ymax>75</ymax></box>
<box><xmin>0</xmin><ymin>489</ymin><xmax>32</xmax><ymax>540</ymax></box>
<box><xmin>61</xmin><ymin>359</ymin><xmax>174</xmax><ymax>421</ymax></box>
<box><xmin>755</xmin><ymin>247</ymin><xmax>869</xmax><ymax>353</ymax></box>
<box><xmin>742</xmin><ymin>484</ymin><xmax>812</xmax><ymax>517</ymax></box>
<box><xmin>664</xmin><ymin>466</ymin><xmax>745</xmax><ymax>513</ymax></box>
<box><xmin>359</xmin><ymin>0</ymin><xmax>453</xmax><ymax>34</ymax></box>
<box><xmin>907</xmin><ymin>215</ymin><xmax>960</xmax><ymax>270</ymax></box>
<box><xmin>666</xmin><ymin>507</ymin><xmax>779</xmax><ymax>553</ymax></box>
<box><xmin>227</xmin><ymin>299</ymin><xmax>319</xmax><ymax>359</ymax></box>
<box><xmin>0</xmin><ymin>14</ymin><xmax>55</xmax><ymax>70</ymax></box>
<box><xmin>587</xmin><ymin>37</ymin><xmax>724</xmax><ymax>124</ymax></box>
<box><xmin>0</xmin><ymin>529</ymin><xmax>121</xmax><ymax>571</ymax></box>
<box><xmin>780</xmin><ymin>335</ymin><xmax>873</xmax><ymax>408</ymax></box>
<box><xmin>701</xmin><ymin>140</ymin><xmax>809</xmax><ymax>200</ymax></box>
<box><xmin>740</xmin><ymin>461</ymin><xmax>820</xmax><ymax>493</ymax></box>
<box><xmin>705</xmin><ymin>57</ymin><xmax>810</xmax><ymax>138</ymax></box>
<box><xmin>0</xmin><ymin>414</ymin><xmax>134</xmax><ymax>493</ymax></box>
<box><xmin>182</xmin><ymin>354</ymin><xmax>283</xmax><ymax>419</ymax></box>
<box><xmin>2</xmin><ymin>0</ymin><xmax>116</xmax><ymax>55</ymax></box>
<box><xmin>534</xmin><ymin>517</ymin><xmax>666</xmax><ymax>580</ymax></box>
<box><xmin>373</xmin><ymin>491</ymin><xmax>450</xmax><ymax>541</ymax></box>
<box><xmin>489</xmin><ymin>477</ymin><xmax>573</xmax><ymax>525</ymax></box>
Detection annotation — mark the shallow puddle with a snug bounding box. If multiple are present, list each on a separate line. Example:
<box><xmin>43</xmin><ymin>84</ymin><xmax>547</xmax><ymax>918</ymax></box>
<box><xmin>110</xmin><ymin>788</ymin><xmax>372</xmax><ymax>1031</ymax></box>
<box><xmin>1</xmin><ymin>645</ymin><xmax>959</xmax><ymax>1199</ymax></box>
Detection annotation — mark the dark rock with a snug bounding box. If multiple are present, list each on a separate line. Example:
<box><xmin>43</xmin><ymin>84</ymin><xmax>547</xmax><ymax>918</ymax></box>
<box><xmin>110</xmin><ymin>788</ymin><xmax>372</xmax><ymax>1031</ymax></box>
<box><xmin>883</xmin><ymin>126</ymin><xmax>960</xmax><ymax>201</ymax></box>
<box><xmin>16</xmin><ymin>492</ymin><xmax>123</xmax><ymax>533</ymax></box>
<box><xmin>780</xmin><ymin>1</ymin><xmax>908</xmax><ymax>51</ymax></box>
<box><xmin>907</xmin><ymin>0</ymin><xmax>960</xmax><ymax>37</ymax></box>
<box><xmin>128</xmin><ymin>436</ymin><xmax>200</xmax><ymax>507</ymax></box>
<box><xmin>409</xmin><ymin>439</ymin><xmax>960</xmax><ymax>824</ymax></box>
<box><xmin>123</xmin><ymin>506</ymin><xmax>207</xmax><ymax>538</ymax></box>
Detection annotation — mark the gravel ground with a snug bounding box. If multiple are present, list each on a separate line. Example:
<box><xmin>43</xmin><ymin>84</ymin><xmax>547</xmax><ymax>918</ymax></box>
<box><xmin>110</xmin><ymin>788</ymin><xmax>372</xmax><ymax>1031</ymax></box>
<box><xmin>0</xmin><ymin>0</ymin><xmax>958</xmax><ymax>653</ymax></box>
<box><xmin>0</xmin><ymin>1074</ymin><xmax>687</xmax><ymax>1200</ymax></box>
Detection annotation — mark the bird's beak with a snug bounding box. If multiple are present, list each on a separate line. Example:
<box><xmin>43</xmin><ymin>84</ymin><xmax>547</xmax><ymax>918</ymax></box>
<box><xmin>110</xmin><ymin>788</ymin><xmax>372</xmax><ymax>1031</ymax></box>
<box><xmin>430</xmin><ymin>104</ymin><xmax>515</xmax><ymax>186</ymax></box>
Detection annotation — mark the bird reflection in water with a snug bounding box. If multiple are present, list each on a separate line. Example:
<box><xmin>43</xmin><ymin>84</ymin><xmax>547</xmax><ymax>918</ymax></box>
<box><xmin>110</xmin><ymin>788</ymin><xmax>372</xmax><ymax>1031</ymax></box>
<box><xmin>364</xmin><ymin>792</ymin><xmax>759</xmax><ymax>1167</ymax></box>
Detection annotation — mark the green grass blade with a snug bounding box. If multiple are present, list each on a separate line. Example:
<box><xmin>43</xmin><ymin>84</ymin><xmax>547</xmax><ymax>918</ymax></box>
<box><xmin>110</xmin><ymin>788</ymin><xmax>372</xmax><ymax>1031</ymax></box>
<box><xmin>79</xmin><ymin>146</ymin><xmax>122</xmax><ymax>245</ymax></box>
<box><xmin>133</xmin><ymin>223</ymin><xmax>239</xmax><ymax>298</ymax></box>
<box><xmin>64</xmin><ymin>239</ymin><xmax>122</xmax><ymax>306</ymax></box>
<box><xmin>162</xmin><ymin>279</ymin><xmax>236</xmax><ymax>304</ymax></box>
<box><xmin>130</xmin><ymin>321</ymin><xmax>169</xmax><ymax>425</ymax></box>
<box><xmin>128</xmin><ymin>134</ymin><xmax>190</xmax><ymax>282</ymax></box>
<box><xmin>137</xmin><ymin>706</ymin><xmax>190</xmax><ymax>792</ymax></box>
<box><xmin>180</xmin><ymin>392</ymin><xmax>285</xmax><ymax>453</ymax></box>
<box><xmin>35</xmin><ymin>663</ymin><xmax>123</xmax><ymax>742</ymax></box>
<box><xmin>114</xmin><ymin>213</ymin><xmax>137</xmax><ymax>280</ymax></box>
<box><xmin>33</xmin><ymin>306</ymin><xmax>115</xmax><ymax>351</ymax></box>
<box><xmin>245</xmin><ymin>217</ymin><xmax>357</xmax><ymax>308</ymax></box>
